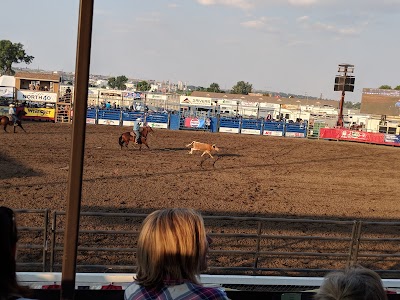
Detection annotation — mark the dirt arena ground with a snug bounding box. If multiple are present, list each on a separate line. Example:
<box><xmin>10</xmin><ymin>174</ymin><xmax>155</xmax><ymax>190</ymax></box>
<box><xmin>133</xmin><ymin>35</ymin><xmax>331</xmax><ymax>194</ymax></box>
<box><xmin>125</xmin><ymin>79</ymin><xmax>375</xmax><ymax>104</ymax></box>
<box><xmin>1</xmin><ymin>122</ymin><xmax>400</xmax><ymax>275</ymax></box>
<box><xmin>1</xmin><ymin>121</ymin><xmax>399</xmax><ymax>220</ymax></box>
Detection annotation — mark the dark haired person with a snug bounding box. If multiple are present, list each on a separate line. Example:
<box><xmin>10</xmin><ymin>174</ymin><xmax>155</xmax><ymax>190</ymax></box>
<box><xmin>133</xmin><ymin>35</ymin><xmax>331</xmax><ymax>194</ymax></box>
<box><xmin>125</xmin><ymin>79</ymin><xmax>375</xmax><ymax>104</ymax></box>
<box><xmin>0</xmin><ymin>206</ymin><xmax>35</xmax><ymax>300</ymax></box>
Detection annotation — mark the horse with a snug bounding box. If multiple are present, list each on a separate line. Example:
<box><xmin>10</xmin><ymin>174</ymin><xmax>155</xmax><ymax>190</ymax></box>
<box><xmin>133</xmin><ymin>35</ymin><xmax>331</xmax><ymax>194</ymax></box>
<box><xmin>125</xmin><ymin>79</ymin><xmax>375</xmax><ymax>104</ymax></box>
<box><xmin>118</xmin><ymin>125</ymin><xmax>154</xmax><ymax>150</ymax></box>
<box><xmin>1</xmin><ymin>109</ymin><xmax>27</xmax><ymax>133</ymax></box>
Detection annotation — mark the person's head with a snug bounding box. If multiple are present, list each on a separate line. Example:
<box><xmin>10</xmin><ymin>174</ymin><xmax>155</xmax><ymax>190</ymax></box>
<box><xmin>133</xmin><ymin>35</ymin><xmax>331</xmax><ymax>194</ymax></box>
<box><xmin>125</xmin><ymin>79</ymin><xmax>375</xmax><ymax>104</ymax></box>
<box><xmin>135</xmin><ymin>208</ymin><xmax>210</xmax><ymax>288</ymax></box>
<box><xmin>0</xmin><ymin>206</ymin><xmax>21</xmax><ymax>298</ymax></box>
<box><xmin>9</xmin><ymin>104</ymin><xmax>15</xmax><ymax>108</ymax></box>
<box><xmin>315</xmin><ymin>265</ymin><xmax>387</xmax><ymax>300</ymax></box>
<box><xmin>137</xmin><ymin>117</ymin><xmax>142</xmax><ymax>122</ymax></box>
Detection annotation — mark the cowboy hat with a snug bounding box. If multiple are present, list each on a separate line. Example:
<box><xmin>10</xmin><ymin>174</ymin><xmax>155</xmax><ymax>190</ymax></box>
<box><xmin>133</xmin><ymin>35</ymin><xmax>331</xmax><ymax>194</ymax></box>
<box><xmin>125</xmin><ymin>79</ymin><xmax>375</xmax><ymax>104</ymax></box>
<box><xmin>9</xmin><ymin>104</ymin><xmax>15</xmax><ymax>107</ymax></box>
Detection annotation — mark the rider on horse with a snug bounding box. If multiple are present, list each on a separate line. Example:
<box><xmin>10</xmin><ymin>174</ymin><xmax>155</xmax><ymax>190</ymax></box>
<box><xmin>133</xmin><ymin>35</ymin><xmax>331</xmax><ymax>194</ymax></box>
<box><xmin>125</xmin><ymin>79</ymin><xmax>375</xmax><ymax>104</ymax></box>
<box><xmin>132</xmin><ymin>117</ymin><xmax>142</xmax><ymax>144</ymax></box>
<box><xmin>8</xmin><ymin>104</ymin><xmax>18</xmax><ymax>126</ymax></box>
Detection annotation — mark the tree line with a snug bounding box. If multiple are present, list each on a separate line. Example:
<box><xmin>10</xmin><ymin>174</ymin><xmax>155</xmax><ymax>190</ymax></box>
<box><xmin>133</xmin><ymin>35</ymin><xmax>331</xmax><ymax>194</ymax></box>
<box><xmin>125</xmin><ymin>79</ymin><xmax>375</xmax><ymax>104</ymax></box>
<box><xmin>0</xmin><ymin>40</ymin><xmax>396</xmax><ymax>104</ymax></box>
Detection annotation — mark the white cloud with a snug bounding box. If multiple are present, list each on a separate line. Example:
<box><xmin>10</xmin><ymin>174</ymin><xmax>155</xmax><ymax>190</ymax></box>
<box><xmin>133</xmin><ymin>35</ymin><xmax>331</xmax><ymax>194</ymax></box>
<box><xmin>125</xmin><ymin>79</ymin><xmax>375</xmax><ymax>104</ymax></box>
<box><xmin>167</xmin><ymin>3</ymin><xmax>180</xmax><ymax>8</ymax></box>
<box><xmin>197</xmin><ymin>0</ymin><xmax>255</xmax><ymax>10</ymax></box>
<box><xmin>288</xmin><ymin>0</ymin><xmax>319</xmax><ymax>6</ymax></box>
<box><xmin>240</xmin><ymin>16</ymin><xmax>280</xmax><ymax>33</ymax></box>
<box><xmin>297</xmin><ymin>15</ymin><xmax>366</xmax><ymax>37</ymax></box>
<box><xmin>296</xmin><ymin>16</ymin><xmax>310</xmax><ymax>22</ymax></box>
<box><xmin>241</xmin><ymin>18</ymin><xmax>266</xmax><ymax>29</ymax></box>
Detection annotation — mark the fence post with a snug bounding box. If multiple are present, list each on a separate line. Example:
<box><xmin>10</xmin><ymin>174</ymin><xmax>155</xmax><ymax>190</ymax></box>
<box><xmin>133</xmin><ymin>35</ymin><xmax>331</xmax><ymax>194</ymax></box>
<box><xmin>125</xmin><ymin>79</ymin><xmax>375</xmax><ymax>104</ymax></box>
<box><xmin>347</xmin><ymin>220</ymin><xmax>362</xmax><ymax>267</ymax></box>
<box><xmin>253</xmin><ymin>220</ymin><xmax>263</xmax><ymax>274</ymax></box>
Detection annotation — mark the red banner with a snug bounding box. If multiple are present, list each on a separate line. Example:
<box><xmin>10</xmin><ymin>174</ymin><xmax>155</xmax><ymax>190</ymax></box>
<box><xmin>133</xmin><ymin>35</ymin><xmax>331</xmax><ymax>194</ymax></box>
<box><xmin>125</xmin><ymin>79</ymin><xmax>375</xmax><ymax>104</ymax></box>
<box><xmin>320</xmin><ymin>128</ymin><xmax>400</xmax><ymax>146</ymax></box>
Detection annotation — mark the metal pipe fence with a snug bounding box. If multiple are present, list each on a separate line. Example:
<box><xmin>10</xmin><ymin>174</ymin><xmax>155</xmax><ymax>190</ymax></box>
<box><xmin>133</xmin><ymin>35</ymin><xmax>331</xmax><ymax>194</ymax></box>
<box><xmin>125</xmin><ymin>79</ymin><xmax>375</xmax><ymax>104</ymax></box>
<box><xmin>13</xmin><ymin>210</ymin><xmax>400</xmax><ymax>277</ymax></box>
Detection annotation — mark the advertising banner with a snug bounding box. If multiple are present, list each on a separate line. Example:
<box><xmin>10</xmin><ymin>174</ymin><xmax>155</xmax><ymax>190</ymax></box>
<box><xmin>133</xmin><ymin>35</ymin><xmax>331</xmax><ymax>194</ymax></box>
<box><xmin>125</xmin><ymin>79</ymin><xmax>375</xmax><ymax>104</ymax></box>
<box><xmin>219</xmin><ymin>127</ymin><xmax>240</xmax><ymax>134</ymax></box>
<box><xmin>263</xmin><ymin>130</ymin><xmax>283</xmax><ymax>136</ymax></box>
<box><xmin>146</xmin><ymin>122</ymin><xmax>168</xmax><ymax>129</ymax></box>
<box><xmin>184</xmin><ymin>117</ymin><xmax>206</xmax><ymax>128</ymax></box>
<box><xmin>146</xmin><ymin>94</ymin><xmax>168</xmax><ymax>100</ymax></box>
<box><xmin>24</xmin><ymin>107</ymin><xmax>55</xmax><ymax>119</ymax></box>
<box><xmin>180</xmin><ymin>96</ymin><xmax>212</xmax><ymax>106</ymax></box>
<box><xmin>0</xmin><ymin>87</ymin><xmax>14</xmax><ymax>98</ymax></box>
<box><xmin>319</xmin><ymin>128</ymin><xmax>400</xmax><ymax>146</ymax></box>
<box><xmin>241</xmin><ymin>128</ymin><xmax>261</xmax><ymax>135</ymax></box>
<box><xmin>285</xmin><ymin>132</ymin><xmax>305</xmax><ymax>138</ymax></box>
<box><xmin>17</xmin><ymin>91</ymin><xmax>58</xmax><ymax>103</ymax></box>
<box><xmin>98</xmin><ymin>119</ymin><xmax>120</xmax><ymax>126</ymax></box>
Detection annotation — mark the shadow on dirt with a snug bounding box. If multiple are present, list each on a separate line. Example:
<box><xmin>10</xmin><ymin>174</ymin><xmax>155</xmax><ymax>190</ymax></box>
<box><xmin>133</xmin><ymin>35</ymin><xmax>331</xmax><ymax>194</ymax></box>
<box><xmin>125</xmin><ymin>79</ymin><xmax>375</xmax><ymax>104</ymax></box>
<box><xmin>0</xmin><ymin>152</ymin><xmax>42</xmax><ymax>179</ymax></box>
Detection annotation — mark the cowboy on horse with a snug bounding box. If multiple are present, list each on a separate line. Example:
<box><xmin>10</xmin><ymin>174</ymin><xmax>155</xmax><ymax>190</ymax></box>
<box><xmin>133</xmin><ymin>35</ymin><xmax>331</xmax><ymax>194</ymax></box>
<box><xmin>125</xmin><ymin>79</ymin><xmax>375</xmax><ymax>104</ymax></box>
<box><xmin>132</xmin><ymin>117</ymin><xmax>142</xmax><ymax>144</ymax></box>
<box><xmin>8</xmin><ymin>104</ymin><xmax>18</xmax><ymax>126</ymax></box>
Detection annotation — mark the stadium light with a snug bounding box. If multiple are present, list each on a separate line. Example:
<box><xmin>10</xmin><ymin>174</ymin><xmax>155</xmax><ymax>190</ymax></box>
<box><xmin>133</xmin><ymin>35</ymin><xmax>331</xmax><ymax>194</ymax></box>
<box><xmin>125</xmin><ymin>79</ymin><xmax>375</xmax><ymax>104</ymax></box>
<box><xmin>334</xmin><ymin>63</ymin><xmax>355</xmax><ymax>127</ymax></box>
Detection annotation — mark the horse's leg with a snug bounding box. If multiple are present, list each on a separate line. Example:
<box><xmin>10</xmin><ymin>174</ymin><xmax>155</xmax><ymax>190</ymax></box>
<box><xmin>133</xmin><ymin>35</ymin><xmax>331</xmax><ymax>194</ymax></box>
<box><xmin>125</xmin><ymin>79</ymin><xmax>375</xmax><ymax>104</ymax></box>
<box><xmin>143</xmin><ymin>138</ymin><xmax>150</xmax><ymax>149</ymax></box>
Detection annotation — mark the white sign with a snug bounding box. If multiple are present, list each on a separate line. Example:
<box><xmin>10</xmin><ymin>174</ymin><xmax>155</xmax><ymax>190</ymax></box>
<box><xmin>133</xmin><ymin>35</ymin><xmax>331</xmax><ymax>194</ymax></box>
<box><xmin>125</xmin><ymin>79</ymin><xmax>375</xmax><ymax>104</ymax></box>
<box><xmin>0</xmin><ymin>87</ymin><xmax>13</xmax><ymax>98</ymax></box>
<box><xmin>263</xmin><ymin>130</ymin><xmax>283</xmax><ymax>136</ymax></box>
<box><xmin>17</xmin><ymin>91</ymin><xmax>58</xmax><ymax>103</ymax></box>
<box><xmin>86</xmin><ymin>118</ymin><xmax>96</xmax><ymax>124</ymax></box>
<box><xmin>180</xmin><ymin>96</ymin><xmax>212</xmax><ymax>106</ymax></box>
<box><xmin>241</xmin><ymin>129</ymin><xmax>261</xmax><ymax>135</ymax></box>
<box><xmin>98</xmin><ymin>119</ymin><xmax>119</xmax><ymax>126</ymax></box>
<box><xmin>146</xmin><ymin>94</ymin><xmax>168</xmax><ymax>100</ymax></box>
<box><xmin>219</xmin><ymin>127</ymin><xmax>240</xmax><ymax>134</ymax></box>
<box><xmin>147</xmin><ymin>122</ymin><xmax>168</xmax><ymax>129</ymax></box>
<box><xmin>285</xmin><ymin>132</ymin><xmax>305</xmax><ymax>138</ymax></box>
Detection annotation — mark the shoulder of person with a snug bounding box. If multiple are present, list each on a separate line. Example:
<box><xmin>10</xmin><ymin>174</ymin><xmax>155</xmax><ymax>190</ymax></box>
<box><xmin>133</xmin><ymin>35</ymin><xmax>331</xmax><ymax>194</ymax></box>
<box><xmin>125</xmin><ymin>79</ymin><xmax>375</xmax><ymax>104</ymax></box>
<box><xmin>187</xmin><ymin>283</ymin><xmax>230</xmax><ymax>299</ymax></box>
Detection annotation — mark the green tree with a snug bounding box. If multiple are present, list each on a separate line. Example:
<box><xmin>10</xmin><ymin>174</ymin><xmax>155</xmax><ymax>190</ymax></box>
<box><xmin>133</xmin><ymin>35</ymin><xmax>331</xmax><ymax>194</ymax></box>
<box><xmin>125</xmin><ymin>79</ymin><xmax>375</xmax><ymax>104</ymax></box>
<box><xmin>394</xmin><ymin>85</ymin><xmax>400</xmax><ymax>90</ymax></box>
<box><xmin>136</xmin><ymin>80</ymin><xmax>150</xmax><ymax>91</ymax></box>
<box><xmin>195</xmin><ymin>86</ymin><xmax>206</xmax><ymax>91</ymax></box>
<box><xmin>231</xmin><ymin>81</ymin><xmax>252</xmax><ymax>95</ymax></box>
<box><xmin>379</xmin><ymin>85</ymin><xmax>392</xmax><ymax>89</ymax></box>
<box><xmin>207</xmin><ymin>82</ymin><xmax>222</xmax><ymax>93</ymax></box>
<box><xmin>0</xmin><ymin>40</ymin><xmax>34</xmax><ymax>75</ymax></box>
<box><xmin>108</xmin><ymin>75</ymin><xmax>128</xmax><ymax>90</ymax></box>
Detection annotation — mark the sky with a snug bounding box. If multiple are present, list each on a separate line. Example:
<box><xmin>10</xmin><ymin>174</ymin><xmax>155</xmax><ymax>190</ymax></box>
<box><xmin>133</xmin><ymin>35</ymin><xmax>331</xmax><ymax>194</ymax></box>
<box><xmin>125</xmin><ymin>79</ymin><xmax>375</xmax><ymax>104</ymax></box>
<box><xmin>2</xmin><ymin>0</ymin><xmax>400</xmax><ymax>102</ymax></box>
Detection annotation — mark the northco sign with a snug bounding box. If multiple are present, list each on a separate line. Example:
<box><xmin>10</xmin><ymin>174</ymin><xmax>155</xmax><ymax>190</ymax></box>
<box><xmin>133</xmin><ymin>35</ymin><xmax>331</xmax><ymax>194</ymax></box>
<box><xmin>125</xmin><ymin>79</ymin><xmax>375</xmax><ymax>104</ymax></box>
<box><xmin>17</xmin><ymin>91</ymin><xmax>58</xmax><ymax>103</ymax></box>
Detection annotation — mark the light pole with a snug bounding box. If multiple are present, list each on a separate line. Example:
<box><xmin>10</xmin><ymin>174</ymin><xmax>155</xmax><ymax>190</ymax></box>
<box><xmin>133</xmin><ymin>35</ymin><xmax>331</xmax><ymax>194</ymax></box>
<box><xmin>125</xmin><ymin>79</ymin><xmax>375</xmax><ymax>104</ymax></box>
<box><xmin>296</xmin><ymin>100</ymin><xmax>301</xmax><ymax>120</ymax></box>
<box><xmin>334</xmin><ymin>63</ymin><xmax>355</xmax><ymax>127</ymax></box>
<box><xmin>277</xmin><ymin>98</ymin><xmax>282</xmax><ymax>120</ymax></box>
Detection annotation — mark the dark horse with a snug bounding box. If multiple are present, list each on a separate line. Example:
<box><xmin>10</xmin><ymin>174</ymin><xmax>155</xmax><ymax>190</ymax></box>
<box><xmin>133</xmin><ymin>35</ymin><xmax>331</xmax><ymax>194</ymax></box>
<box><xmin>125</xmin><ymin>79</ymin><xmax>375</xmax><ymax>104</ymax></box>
<box><xmin>1</xmin><ymin>109</ymin><xmax>27</xmax><ymax>133</ymax></box>
<box><xmin>118</xmin><ymin>125</ymin><xmax>154</xmax><ymax>150</ymax></box>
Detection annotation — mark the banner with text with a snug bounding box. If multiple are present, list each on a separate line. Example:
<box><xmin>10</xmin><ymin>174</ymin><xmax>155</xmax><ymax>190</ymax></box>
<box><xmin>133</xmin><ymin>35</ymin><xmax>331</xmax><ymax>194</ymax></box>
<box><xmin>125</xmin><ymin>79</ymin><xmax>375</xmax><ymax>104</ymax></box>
<box><xmin>17</xmin><ymin>91</ymin><xmax>58</xmax><ymax>103</ymax></box>
<box><xmin>319</xmin><ymin>128</ymin><xmax>400</xmax><ymax>146</ymax></box>
<box><xmin>23</xmin><ymin>107</ymin><xmax>55</xmax><ymax>120</ymax></box>
<box><xmin>184</xmin><ymin>117</ymin><xmax>206</xmax><ymax>128</ymax></box>
<box><xmin>180</xmin><ymin>96</ymin><xmax>212</xmax><ymax>106</ymax></box>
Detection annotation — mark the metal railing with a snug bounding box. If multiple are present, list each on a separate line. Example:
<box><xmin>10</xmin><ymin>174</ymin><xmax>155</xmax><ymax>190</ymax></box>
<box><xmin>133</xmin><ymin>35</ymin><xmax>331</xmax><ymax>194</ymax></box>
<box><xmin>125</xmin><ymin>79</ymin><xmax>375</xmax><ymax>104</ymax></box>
<box><xmin>14</xmin><ymin>210</ymin><xmax>400</xmax><ymax>277</ymax></box>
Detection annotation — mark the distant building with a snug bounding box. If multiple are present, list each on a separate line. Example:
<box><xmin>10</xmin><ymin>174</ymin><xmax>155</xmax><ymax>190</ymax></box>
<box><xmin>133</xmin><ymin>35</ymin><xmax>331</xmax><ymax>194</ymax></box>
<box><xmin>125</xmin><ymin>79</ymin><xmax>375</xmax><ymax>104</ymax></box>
<box><xmin>361</xmin><ymin>88</ymin><xmax>400</xmax><ymax>117</ymax></box>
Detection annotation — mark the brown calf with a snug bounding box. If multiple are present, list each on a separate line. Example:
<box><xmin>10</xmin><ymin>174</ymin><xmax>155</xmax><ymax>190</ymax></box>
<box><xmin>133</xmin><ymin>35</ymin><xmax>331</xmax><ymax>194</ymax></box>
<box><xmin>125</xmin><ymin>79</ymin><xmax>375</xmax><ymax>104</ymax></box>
<box><xmin>186</xmin><ymin>141</ymin><xmax>219</xmax><ymax>158</ymax></box>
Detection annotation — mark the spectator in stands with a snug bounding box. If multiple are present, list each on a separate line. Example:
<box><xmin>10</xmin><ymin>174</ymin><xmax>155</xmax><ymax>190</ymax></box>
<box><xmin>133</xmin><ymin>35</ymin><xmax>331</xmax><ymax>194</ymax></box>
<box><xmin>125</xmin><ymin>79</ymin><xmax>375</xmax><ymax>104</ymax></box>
<box><xmin>0</xmin><ymin>206</ymin><xmax>35</xmax><ymax>300</ymax></box>
<box><xmin>125</xmin><ymin>208</ymin><xmax>230</xmax><ymax>300</ymax></box>
<box><xmin>315</xmin><ymin>265</ymin><xmax>387</xmax><ymax>300</ymax></box>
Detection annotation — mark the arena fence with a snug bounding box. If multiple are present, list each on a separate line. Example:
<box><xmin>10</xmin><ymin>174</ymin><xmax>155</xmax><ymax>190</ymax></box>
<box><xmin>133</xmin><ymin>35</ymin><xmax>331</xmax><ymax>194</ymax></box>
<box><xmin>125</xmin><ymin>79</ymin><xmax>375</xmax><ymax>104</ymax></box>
<box><xmin>14</xmin><ymin>210</ymin><xmax>400</xmax><ymax>278</ymax></box>
<box><xmin>83</xmin><ymin>108</ymin><xmax>308</xmax><ymax>137</ymax></box>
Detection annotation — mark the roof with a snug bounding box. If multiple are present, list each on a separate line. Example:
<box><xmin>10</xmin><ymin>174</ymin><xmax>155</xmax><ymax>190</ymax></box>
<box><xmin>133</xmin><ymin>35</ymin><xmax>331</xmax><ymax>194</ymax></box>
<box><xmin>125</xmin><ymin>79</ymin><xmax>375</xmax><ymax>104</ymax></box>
<box><xmin>190</xmin><ymin>91</ymin><xmax>339</xmax><ymax>108</ymax></box>
<box><xmin>14</xmin><ymin>72</ymin><xmax>61</xmax><ymax>82</ymax></box>
<box><xmin>0</xmin><ymin>75</ymin><xmax>15</xmax><ymax>87</ymax></box>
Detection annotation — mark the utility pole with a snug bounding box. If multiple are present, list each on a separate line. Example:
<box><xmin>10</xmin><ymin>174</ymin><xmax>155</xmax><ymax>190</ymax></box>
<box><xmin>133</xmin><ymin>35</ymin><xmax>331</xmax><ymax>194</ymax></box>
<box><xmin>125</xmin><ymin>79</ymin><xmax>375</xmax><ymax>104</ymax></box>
<box><xmin>334</xmin><ymin>63</ymin><xmax>355</xmax><ymax>127</ymax></box>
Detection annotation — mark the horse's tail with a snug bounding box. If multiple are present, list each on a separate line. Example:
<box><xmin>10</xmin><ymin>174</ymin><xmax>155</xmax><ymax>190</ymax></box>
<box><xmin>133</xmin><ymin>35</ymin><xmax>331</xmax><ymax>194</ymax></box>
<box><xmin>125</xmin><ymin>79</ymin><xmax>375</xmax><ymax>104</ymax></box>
<box><xmin>118</xmin><ymin>134</ymin><xmax>124</xmax><ymax>148</ymax></box>
<box><xmin>186</xmin><ymin>141</ymin><xmax>195</xmax><ymax>148</ymax></box>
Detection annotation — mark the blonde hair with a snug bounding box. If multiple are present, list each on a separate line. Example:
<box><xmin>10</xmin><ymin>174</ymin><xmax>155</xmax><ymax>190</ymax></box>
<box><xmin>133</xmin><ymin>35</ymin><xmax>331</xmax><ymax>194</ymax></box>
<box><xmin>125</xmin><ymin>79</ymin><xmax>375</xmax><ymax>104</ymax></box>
<box><xmin>315</xmin><ymin>266</ymin><xmax>387</xmax><ymax>300</ymax></box>
<box><xmin>135</xmin><ymin>208</ymin><xmax>208</xmax><ymax>288</ymax></box>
